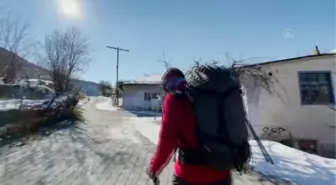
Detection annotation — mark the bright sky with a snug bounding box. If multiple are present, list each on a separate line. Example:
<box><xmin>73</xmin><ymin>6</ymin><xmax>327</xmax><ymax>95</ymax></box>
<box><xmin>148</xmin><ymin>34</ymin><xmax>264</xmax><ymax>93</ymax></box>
<box><xmin>1</xmin><ymin>0</ymin><xmax>335</xmax><ymax>84</ymax></box>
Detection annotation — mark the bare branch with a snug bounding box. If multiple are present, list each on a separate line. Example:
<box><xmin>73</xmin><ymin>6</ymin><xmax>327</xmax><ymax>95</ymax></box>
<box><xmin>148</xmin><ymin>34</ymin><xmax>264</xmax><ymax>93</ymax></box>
<box><xmin>158</xmin><ymin>51</ymin><xmax>171</xmax><ymax>69</ymax></box>
<box><xmin>229</xmin><ymin>59</ymin><xmax>284</xmax><ymax>100</ymax></box>
<box><xmin>185</xmin><ymin>56</ymin><xmax>282</xmax><ymax>98</ymax></box>
<box><xmin>0</xmin><ymin>11</ymin><xmax>36</xmax><ymax>82</ymax></box>
<box><xmin>0</xmin><ymin>13</ymin><xmax>33</xmax><ymax>56</ymax></box>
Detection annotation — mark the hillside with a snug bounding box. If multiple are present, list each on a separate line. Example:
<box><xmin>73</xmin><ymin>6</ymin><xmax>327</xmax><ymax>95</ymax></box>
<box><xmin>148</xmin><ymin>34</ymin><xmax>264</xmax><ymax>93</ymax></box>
<box><xmin>0</xmin><ymin>47</ymin><xmax>100</xmax><ymax>96</ymax></box>
<box><xmin>72</xmin><ymin>79</ymin><xmax>100</xmax><ymax>96</ymax></box>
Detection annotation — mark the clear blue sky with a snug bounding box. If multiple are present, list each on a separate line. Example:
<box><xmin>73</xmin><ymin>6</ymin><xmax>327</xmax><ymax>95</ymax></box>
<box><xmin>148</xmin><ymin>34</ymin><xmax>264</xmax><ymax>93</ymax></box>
<box><xmin>1</xmin><ymin>0</ymin><xmax>335</xmax><ymax>84</ymax></box>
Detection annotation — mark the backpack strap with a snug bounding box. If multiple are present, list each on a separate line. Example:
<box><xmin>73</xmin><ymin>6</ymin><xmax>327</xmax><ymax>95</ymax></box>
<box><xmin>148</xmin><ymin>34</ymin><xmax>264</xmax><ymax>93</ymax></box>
<box><xmin>173</xmin><ymin>90</ymin><xmax>193</xmax><ymax>148</ymax></box>
<box><xmin>172</xmin><ymin>90</ymin><xmax>206</xmax><ymax>164</ymax></box>
<box><xmin>172</xmin><ymin>90</ymin><xmax>190</xmax><ymax>111</ymax></box>
<box><xmin>171</xmin><ymin>91</ymin><xmax>190</xmax><ymax>163</ymax></box>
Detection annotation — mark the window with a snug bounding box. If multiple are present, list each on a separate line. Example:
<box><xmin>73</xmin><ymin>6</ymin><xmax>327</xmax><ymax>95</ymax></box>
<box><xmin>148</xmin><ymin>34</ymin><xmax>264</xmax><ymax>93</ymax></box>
<box><xmin>298</xmin><ymin>139</ymin><xmax>317</xmax><ymax>154</ymax></box>
<box><xmin>144</xmin><ymin>92</ymin><xmax>160</xmax><ymax>101</ymax></box>
<box><xmin>298</xmin><ymin>72</ymin><xmax>335</xmax><ymax>105</ymax></box>
<box><xmin>151</xmin><ymin>92</ymin><xmax>160</xmax><ymax>99</ymax></box>
<box><xmin>144</xmin><ymin>92</ymin><xmax>151</xmax><ymax>101</ymax></box>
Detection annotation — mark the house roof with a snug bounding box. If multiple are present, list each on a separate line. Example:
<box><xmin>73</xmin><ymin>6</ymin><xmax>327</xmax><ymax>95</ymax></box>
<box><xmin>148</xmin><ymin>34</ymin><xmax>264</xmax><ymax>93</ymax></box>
<box><xmin>241</xmin><ymin>53</ymin><xmax>335</xmax><ymax>68</ymax></box>
<box><xmin>120</xmin><ymin>73</ymin><xmax>162</xmax><ymax>85</ymax></box>
<box><xmin>120</xmin><ymin>53</ymin><xmax>336</xmax><ymax>85</ymax></box>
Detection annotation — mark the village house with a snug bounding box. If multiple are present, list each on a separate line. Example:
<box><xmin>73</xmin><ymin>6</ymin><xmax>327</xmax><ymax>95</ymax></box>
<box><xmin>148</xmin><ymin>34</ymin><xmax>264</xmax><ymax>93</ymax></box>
<box><xmin>117</xmin><ymin>74</ymin><xmax>164</xmax><ymax>111</ymax></box>
<box><xmin>246</xmin><ymin>51</ymin><xmax>335</xmax><ymax>158</ymax></box>
<box><xmin>118</xmin><ymin>50</ymin><xmax>336</xmax><ymax>158</ymax></box>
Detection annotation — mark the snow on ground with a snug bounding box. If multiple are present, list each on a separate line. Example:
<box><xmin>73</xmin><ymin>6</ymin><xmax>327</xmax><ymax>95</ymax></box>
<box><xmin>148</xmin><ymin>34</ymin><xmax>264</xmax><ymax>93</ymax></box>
<box><xmin>95</xmin><ymin>96</ymin><xmax>162</xmax><ymax>114</ymax></box>
<box><xmin>95</xmin><ymin>98</ymin><xmax>120</xmax><ymax>111</ymax></box>
<box><xmin>250</xmin><ymin>140</ymin><xmax>336</xmax><ymax>185</ymax></box>
<box><xmin>107</xmin><ymin>126</ymin><xmax>141</xmax><ymax>144</ymax></box>
<box><xmin>126</xmin><ymin>116</ymin><xmax>336</xmax><ymax>185</ymax></box>
<box><xmin>15</xmin><ymin>80</ymin><xmax>55</xmax><ymax>94</ymax></box>
<box><xmin>0</xmin><ymin>99</ymin><xmax>50</xmax><ymax>111</ymax></box>
<box><xmin>24</xmin><ymin>79</ymin><xmax>53</xmax><ymax>85</ymax></box>
<box><xmin>125</xmin><ymin>117</ymin><xmax>161</xmax><ymax>144</ymax></box>
<box><xmin>0</xmin><ymin>96</ymin><xmax>78</xmax><ymax>111</ymax></box>
<box><xmin>78</xmin><ymin>97</ymin><xmax>89</xmax><ymax>106</ymax></box>
<box><xmin>96</xmin><ymin>96</ymin><xmax>110</xmax><ymax>101</ymax></box>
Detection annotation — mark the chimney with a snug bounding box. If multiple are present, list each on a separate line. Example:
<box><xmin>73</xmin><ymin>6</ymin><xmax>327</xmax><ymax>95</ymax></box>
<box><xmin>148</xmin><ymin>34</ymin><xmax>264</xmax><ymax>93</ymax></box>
<box><xmin>313</xmin><ymin>46</ymin><xmax>320</xmax><ymax>55</ymax></box>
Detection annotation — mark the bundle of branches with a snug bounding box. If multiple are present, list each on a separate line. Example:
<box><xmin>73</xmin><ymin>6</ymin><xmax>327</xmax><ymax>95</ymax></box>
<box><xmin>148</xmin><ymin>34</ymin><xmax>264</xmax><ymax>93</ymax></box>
<box><xmin>185</xmin><ymin>59</ymin><xmax>280</xmax><ymax>96</ymax></box>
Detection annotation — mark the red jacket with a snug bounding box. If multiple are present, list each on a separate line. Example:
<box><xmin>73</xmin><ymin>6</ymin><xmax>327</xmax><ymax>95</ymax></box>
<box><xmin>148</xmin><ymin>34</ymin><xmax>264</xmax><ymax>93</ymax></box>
<box><xmin>149</xmin><ymin>93</ymin><xmax>230</xmax><ymax>184</ymax></box>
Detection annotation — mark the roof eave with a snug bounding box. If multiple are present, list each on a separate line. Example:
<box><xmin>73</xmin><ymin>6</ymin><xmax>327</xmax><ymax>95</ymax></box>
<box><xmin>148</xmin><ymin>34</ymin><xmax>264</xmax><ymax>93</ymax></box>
<box><xmin>241</xmin><ymin>53</ymin><xmax>336</xmax><ymax>68</ymax></box>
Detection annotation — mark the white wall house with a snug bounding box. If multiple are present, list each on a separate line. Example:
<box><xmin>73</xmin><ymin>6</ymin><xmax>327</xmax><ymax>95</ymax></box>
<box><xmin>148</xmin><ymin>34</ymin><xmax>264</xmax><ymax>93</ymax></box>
<box><xmin>118</xmin><ymin>74</ymin><xmax>164</xmax><ymax>110</ymax></box>
<box><xmin>119</xmin><ymin>53</ymin><xmax>336</xmax><ymax>157</ymax></box>
<box><xmin>245</xmin><ymin>53</ymin><xmax>336</xmax><ymax>158</ymax></box>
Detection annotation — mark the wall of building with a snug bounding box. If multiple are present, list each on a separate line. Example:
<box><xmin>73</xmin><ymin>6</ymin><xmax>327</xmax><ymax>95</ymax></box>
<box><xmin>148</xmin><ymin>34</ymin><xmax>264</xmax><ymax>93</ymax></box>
<box><xmin>252</xmin><ymin>55</ymin><xmax>336</xmax><ymax>157</ymax></box>
<box><xmin>121</xmin><ymin>84</ymin><xmax>164</xmax><ymax>110</ymax></box>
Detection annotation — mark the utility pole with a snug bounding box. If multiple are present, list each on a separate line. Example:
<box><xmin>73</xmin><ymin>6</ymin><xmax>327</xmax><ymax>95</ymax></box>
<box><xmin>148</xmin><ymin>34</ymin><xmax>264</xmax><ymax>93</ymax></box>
<box><xmin>106</xmin><ymin>46</ymin><xmax>130</xmax><ymax>85</ymax></box>
<box><xmin>106</xmin><ymin>46</ymin><xmax>130</xmax><ymax>106</ymax></box>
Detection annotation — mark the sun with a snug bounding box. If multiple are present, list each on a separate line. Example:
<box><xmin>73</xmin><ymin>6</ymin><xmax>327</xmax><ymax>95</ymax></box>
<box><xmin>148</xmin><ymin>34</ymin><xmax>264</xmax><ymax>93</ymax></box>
<box><xmin>60</xmin><ymin>0</ymin><xmax>81</xmax><ymax>18</ymax></box>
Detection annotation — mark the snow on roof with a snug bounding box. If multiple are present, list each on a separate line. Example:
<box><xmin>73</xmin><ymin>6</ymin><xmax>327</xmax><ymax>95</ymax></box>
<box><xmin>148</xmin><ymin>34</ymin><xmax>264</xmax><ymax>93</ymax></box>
<box><xmin>121</xmin><ymin>73</ymin><xmax>162</xmax><ymax>85</ymax></box>
<box><xmin>137</xmin><ymin>73</ymin><xmax>162</xmax><ymax>82</ymax></box>
<box><xmin>329</xmin><ymin>48</ymin><xmax>336</xmax><ymax>53</ymax></box>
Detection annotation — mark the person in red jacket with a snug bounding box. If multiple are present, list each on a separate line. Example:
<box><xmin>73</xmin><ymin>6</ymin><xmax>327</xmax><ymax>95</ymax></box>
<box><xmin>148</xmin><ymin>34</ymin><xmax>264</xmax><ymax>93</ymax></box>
<box><xmin>146</xmin><ymin>68</ymin><xmax>232</xmax><ymax>185</ymax></box>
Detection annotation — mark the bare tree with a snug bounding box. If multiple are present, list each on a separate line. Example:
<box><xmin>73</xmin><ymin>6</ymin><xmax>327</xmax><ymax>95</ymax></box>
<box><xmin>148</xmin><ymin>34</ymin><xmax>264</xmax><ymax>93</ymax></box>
<box><xmin>0</xmin><ymin>12</ymin><xmax>35</xmax><ymax>82</ymax></box>
<box><xmin>233</xmin><ymin>60</ymin><xmax>290</xmax><ymax>103</ymax></box>
<box><xmin>99</xmin><ymin>80</ymin><xmax>113</xmax><ymax>97</ymax></box>
<box><xmin>40</xmin><ymin>27</ymin><xmax>90</xmax><ymax>95</ymax></box>
<box><xmin>232</xmin><ymin>61</ymin><xmax>277</xmax><ymax>94</ymax></box>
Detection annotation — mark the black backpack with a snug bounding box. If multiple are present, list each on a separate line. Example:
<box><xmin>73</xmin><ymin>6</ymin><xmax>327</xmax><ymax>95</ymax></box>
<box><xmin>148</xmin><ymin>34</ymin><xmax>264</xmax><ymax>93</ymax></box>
<box><xmin>177</xmin><ymin>64</ymin><xmax>251</xmax><ymax>172</ymax></box>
